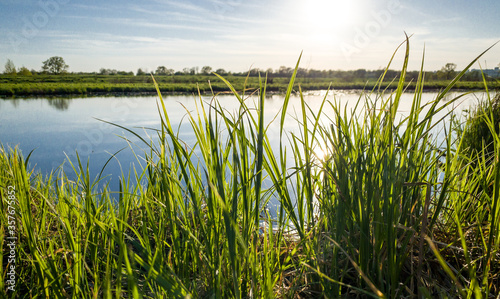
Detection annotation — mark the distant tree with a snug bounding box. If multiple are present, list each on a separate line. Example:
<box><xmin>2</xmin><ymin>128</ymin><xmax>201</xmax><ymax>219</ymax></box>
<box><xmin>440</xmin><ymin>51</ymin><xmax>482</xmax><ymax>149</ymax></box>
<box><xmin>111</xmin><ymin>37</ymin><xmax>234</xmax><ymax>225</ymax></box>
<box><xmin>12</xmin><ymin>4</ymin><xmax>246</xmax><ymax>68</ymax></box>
<box><xmin>249</xmin><ymin>68</ymin><xmax>260</xmax><ymax>76</ymax></box>
<box><xmin>215</xmin><ymin>68</ymin><xmax>227</xmax><ymax>75</ymax></box>
<box><xmin>182</xmin><ymin>67</ymin><xmax>198</xmax><ymax>75</ymax></box>
<box><xmin>308</xmin><ymin>69</ymin><xmax>322</xmax><ymax>78</ymax></box>
<box><xmin>440</xmin><ymin>63</ymin><xmax>457</xmax><ymax>80</ymax></box>
<box><xmin>155</xmin><ymin>66</ymin><xmax>173</xmax><ymax>75</ymax></box>
<box><xmin>100</xmin><ymin>68</ymin><xmax>119</xmax><ymax>75</ymax></box>
<box><xmin>42</xmin><ymin>56</ymin><xmax>68</xmax><ymax>74</ymax></box>
<box><xmin>385</xmin><ymin>69</ymin><xmax>399</xmax><ymax>80</ymax></box>
<box><xmin>278</xmin><ymin>66</ymin><xmax>293</xmax><ymax>77</ymax></box>
<box><xmin>406</xmin><ymin>70</ymin><xmax>420</xmax><ymax>81</ymax></box>
<box><xmin>297</xmin><ymin>67</ymin><xmax>308</xmax><ymax>77</ymax></box>
<box><xmin>136</xmin><ymin>68</ymin><xmax>146</xmax><ymax>76</ymax></box>
<box><xmin>4</xmin><ymin>59</ymin><xmax>17</xmax><ymax>75</ymax></box>
<box><xmin>156</xmin><ymin>66</ymin><xmax>167</xmax><ymax>75</ymax></box>
<box><xmin>354</xmin><ymin>69</ymin><xmax>367</xmax><ymax>79</ymax></box>
<box><xmin>18</xmin><ymin>66</ymin><xmax>32</xmax><ymax>76</ymax></box>
<box><xmin>201</xmin><ymin>66</ymin><xmax>212</xmax><ymax>75</ymax></box>
<box><xmin>462</xmin><ymin>70</ymin><xmax>482</xmax><ymax>81</ymax></box>
<box><xmin>436</xmin><ymin>70</ymin><xmax>446</xmax><ymax>80</ymax></box>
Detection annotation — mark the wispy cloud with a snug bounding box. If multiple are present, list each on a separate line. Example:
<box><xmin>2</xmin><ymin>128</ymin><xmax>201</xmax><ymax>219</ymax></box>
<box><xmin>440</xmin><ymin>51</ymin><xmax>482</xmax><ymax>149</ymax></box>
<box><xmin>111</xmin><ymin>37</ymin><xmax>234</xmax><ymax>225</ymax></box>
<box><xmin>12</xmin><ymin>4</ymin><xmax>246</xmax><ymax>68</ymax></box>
<box><xmin>71</xmin><ymin>3</ymin><xmax>112</xmax><ymax>11</ymax></box>
<box><xmin>100</xmin><ymin>17</ymin><xmax>224</xmax><ymax>33</ymax></box>
<box><xmin>150</xmin><ymin>0</ymin><xmax>210</xmax><ymax>14</ymax></box>
<box><xmin>422</xmin><ymin>17</ymin><xmax>463</xmax><ymax>25</ymax></box>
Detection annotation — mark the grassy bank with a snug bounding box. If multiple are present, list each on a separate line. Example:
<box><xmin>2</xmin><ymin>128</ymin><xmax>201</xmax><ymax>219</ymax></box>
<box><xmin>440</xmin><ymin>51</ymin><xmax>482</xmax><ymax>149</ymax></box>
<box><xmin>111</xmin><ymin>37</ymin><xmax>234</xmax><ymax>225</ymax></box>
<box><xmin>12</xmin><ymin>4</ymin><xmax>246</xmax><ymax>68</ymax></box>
<box><xmin>1</xmin><ymin>40</ymin><xmax>499</xmax><ymax>298</ymax></box>
<box><xmin>1</xmin><ymin>69</ymin><xmax>498</xmax><ymax>97</ymax></box>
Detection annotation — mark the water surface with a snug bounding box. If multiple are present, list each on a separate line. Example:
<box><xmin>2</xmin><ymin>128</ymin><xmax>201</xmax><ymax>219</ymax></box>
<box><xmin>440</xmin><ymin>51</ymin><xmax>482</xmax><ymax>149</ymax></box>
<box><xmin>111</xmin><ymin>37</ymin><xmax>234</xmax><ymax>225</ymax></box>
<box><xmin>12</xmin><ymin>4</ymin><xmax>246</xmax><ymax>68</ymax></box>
<box><xmin>0</xmin><ymin>91</ymin><xmax>485</xmax><ymax>194</ymax></box>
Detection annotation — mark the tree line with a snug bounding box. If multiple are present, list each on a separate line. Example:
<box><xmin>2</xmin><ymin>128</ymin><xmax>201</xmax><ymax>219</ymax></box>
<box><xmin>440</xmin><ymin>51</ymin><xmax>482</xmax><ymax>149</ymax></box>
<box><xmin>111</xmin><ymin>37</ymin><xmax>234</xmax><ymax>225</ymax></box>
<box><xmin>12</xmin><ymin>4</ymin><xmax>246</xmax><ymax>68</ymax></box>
<box><xmin>4</xmin><ymin>56</ymin><xmax>68</xmax><ymax>76</ymax></box>
<box><xmin>3</xmin><ymin>57</ymin><xmax>498</xmax><ymax>82</ymax></box>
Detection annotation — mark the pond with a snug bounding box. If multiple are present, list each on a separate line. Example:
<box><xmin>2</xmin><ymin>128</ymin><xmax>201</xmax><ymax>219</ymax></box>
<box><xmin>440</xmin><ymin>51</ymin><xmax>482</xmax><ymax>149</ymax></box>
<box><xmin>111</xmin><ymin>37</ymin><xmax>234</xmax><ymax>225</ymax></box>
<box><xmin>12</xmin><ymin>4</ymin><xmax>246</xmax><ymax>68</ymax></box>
<box><xmin>0</xmin><ymin>91</ymin><xmax>486</xmax><ymax>195</ymax></box>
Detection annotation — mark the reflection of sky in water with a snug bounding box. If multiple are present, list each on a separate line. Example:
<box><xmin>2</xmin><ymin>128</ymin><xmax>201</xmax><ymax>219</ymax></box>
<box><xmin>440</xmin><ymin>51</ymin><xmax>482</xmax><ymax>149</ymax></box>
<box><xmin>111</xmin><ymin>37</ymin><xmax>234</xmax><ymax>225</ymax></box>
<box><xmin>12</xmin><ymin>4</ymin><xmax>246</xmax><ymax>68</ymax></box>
<box><xmin>0</xmin><ymin>91</ymin><xmax>489</xmax><ymax>201</ymax></box>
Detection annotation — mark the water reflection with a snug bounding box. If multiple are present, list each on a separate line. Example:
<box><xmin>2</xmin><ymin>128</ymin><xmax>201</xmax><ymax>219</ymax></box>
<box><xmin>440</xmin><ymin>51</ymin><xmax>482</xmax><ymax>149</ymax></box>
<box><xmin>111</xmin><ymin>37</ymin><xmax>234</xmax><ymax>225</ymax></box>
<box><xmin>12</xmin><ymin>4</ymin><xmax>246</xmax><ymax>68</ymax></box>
<box><xmin>1</xmin><ymin>97</ymin><xmax>73</xmax><ymax>111</ymax></box>
<box><xmin>2</xmin><ymin>98</ymin><xmax>20</xmax><ymax>108</ymax></box>
<box><xmin>46</xmin><ymin>98</ymin><xmax>72</xmax><ymax>110</ymax></box>
<box><xmin>0</xmin><ymin>91</ymin><xmax>485</xmax><ymax>197</ymax></box>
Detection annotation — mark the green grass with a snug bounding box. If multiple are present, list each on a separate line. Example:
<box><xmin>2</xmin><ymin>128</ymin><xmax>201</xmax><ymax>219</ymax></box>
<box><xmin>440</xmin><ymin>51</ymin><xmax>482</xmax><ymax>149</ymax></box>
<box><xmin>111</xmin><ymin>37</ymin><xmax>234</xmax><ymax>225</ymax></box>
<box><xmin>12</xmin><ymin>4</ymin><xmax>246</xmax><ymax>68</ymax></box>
<box><xmin>1</xmin><ymin>39</ymin><xmax>499</xmax><ymax>298</ymax></box>
<box><xmin>459</xmin><ymin>92</ymin><xmax>500</xmax><ymax>163</ymax></box>
<box><xmin>1</xmin><ymin>69</ymin><xmax>498</xmax><ymax>97</ymax></box>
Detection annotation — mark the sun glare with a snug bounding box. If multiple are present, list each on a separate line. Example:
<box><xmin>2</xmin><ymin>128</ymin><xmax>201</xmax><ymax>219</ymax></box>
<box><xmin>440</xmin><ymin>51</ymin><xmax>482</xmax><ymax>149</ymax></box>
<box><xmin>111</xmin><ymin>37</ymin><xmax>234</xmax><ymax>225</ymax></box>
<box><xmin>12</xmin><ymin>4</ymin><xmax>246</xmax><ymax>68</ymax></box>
<box><xmin>302</xmin><ymin>0</ymin><xmax>357</xmax><ymax>30</ymax></box>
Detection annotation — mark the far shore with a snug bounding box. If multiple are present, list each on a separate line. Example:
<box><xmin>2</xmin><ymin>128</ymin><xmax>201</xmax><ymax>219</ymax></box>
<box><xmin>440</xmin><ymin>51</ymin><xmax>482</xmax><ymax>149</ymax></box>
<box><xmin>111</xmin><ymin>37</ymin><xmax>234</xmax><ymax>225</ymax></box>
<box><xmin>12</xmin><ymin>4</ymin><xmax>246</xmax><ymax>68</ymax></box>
<box><xmin>1</xmin><ymin>80</ymin><xmax>498</xmax><ymax>98</ymax></box>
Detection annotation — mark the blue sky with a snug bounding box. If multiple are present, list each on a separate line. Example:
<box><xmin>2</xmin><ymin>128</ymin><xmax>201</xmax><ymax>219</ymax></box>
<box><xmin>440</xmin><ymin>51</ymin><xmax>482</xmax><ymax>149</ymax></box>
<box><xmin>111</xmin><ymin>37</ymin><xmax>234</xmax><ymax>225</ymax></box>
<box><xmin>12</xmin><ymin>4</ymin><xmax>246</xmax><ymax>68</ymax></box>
<box><xmin>1</xmin><ymin>0</ymin><xmax>499</xmax><ymax>73</ymax></box>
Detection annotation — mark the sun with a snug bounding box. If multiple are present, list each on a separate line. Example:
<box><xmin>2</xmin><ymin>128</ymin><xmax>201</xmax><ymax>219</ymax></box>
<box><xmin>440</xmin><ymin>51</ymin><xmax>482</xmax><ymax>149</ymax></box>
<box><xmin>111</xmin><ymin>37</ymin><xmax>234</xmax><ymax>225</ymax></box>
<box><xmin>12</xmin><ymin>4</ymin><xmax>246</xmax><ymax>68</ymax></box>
<box><xmin>302</xmin><ymin>0</ymin><xmax>358</xmax><ymax>31</ymax></box>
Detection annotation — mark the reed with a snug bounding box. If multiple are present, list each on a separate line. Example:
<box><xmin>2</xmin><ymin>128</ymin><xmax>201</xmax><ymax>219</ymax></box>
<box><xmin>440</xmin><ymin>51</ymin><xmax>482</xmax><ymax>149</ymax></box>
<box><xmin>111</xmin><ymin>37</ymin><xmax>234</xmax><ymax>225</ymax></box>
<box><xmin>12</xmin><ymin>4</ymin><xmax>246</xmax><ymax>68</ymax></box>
<box><xmin>1</xmin><ymin>38</ymin><xmax>499</xmax><ymax>298</ymax></box>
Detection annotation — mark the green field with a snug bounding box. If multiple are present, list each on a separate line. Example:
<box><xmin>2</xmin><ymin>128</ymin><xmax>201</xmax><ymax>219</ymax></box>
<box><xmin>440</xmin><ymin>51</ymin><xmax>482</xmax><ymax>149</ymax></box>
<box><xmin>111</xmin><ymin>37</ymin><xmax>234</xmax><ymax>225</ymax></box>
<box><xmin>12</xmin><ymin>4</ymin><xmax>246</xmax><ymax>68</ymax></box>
<box><xmin>1</xmin><ymin>68</ymin><xmax>498</xmax><ymax>97</ymax></box>
<box><xmin>1</xmin><ymin>41</ymin><xmax>499</xmax><ymax>298</ymax></box>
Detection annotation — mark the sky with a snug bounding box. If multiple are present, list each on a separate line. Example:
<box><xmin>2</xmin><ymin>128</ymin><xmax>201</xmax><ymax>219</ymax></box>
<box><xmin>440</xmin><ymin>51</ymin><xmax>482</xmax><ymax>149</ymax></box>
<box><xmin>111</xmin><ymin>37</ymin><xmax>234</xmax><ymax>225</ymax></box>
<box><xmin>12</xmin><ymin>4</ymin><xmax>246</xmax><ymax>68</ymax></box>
<box><xmin>0</xmin><ymin>0</ymin><xmax>499</xmax><ymax>73</ymax></box>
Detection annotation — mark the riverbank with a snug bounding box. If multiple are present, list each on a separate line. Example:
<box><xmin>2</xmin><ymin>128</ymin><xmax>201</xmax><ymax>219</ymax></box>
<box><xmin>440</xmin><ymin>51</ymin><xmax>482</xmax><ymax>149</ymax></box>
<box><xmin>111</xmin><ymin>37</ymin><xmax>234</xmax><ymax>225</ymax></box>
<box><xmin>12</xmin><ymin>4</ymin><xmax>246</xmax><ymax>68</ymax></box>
<box><xmin>1</xmin><ymin>72</ymin><xmax>498</xmax><ymax>97</ymax></box>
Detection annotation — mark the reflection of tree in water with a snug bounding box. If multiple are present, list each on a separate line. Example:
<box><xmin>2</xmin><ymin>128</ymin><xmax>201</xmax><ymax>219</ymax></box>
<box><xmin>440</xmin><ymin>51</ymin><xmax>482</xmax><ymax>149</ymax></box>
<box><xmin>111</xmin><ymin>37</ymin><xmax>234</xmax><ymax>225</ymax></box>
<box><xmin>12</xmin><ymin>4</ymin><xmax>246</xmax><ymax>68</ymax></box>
<box><xmin>46</xmin><ymin>98</ymin><xmax>72</xmax><ymax>111</ymax></box>
<box><xmin>0</xmin><ymin>98</ymin><xmax>21</xmax><ymax>108</ymax></box>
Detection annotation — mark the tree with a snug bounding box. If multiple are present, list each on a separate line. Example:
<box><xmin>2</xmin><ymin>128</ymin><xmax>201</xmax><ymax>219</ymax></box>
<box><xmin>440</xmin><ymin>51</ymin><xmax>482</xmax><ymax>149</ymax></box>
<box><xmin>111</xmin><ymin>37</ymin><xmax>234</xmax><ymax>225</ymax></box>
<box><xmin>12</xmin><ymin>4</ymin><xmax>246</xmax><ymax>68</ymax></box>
<box><xmin>297</xmin><ymin>67</ymin><xmax>308</xmax><ymax>77</ymax></box>
<box><xmin>155</xmin><ymin>66</ymin><xmax>174</xmax><ymax>76</ymax></box>
<box><xmin>278</xmin><ymin>66</ymin><xmax>293</xmax><ymax>77</ymax></box>
<box><xmin>215</xmin><ymin>68</ymin><xmax>227</xmax><ymax>75</ymax></box>
<box><xmin>100</xmin><ymin>68</ymin><xmax>118</xmax><ymax>75</ymax></box>
<box><xmin>156</xmin><ymin>66</ymin><xmax>168</xmax><ymax>75</ymax></box>
<box><xmin>249</xmin><ymin>68</ymin><xmax>260</xmax><ymax>76</ymax></box>
<box><xmin>440</xmin><ymin>62</ymin><xmax>457</xmax><ymax>80</ymax></box>
<box><xmin>201</xmin><ymin>66</ymin><xmax>212</xmax><ymax>75</ymax></box>
<box><xmin>42</xmin><ymin>56</ymin><xmax>68</xmax><ymax>74</ymax></box>
<box><xmin>18</xmin><ymin>66</ymin><xmax>32</xmax><ymax>76</ymax></box>
<box><xmin>4</xmin><ymin>59</ymin><xmax>17</xmax><ymax>75</ymax></box>
<box><xmin>136</xmin><ymin>68</ymin><xmax>146</xmax><ymax>76</ymax></box>
<box><xmin>354</xmin><ymin>69</ymin><xmax>367</xmax><ymax>79</ymax></box>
